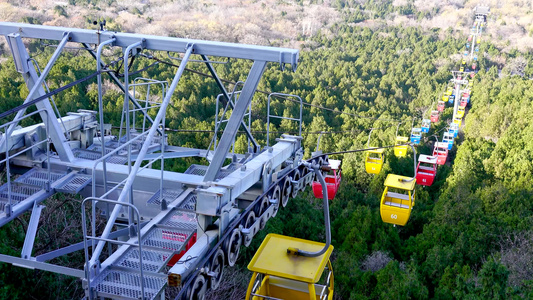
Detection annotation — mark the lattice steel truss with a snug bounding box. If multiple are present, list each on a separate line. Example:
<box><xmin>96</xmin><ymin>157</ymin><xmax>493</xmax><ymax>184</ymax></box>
<box><xmin>0</xmin><ymin>22</ymin><xmax>315</xmax><ymax>300</ymax></box>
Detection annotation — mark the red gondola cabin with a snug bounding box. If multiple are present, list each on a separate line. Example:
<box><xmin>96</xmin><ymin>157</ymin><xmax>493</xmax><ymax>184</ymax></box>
<box><xmin>416</xmin><ymin>155</ymin><xmax>437</xmax><ymax>186</ymax></box>
<box><xmin>312</xmin><ymin>159</ymin><xmax>341</xmax><ymax>200</ymax></box>
<box><xmin>437</xmin><ymin>100</ymin><xmax>445</xmax><ymax>112</ymax></box>
<box><xmin>433</xmin><ymin>142</ymin><xmax>449</xmax><ymax>165</ymax></box>
<box><xmin>430</xmin><ymin>110</ymin><xmax>439</xmax><ymax>123</ymax></box>
<box><xmin>460</xmin><ymin>97</ymin><xmax>468</xmax><ymax>107</ymax></box>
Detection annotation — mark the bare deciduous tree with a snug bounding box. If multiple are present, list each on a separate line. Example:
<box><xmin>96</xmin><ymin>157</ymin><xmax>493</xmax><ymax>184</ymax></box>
<box><xmin>500</xmin><ymin>231</ymin><xmax>533</xmax><ymax>287</ymax></box>
<box><xmin>361</xmin><ymin>250</ymin><xmax>392</xmax><ymax>272</ymax></box>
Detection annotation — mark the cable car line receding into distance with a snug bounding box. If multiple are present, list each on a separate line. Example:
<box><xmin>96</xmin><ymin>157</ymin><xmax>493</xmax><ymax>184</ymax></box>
<box><xmin>0</xmin><ymin>6</ymin><xmax>488</xmax><ymax>299</ymax></box>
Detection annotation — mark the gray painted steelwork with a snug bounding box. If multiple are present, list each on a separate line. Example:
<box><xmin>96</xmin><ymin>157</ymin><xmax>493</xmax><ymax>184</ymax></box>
<box><xmin>0</xmin><ymin>22</ymin><xmax>299</xmax><ymax>66</ymax></box>
<box><xmin>0</xmin><ymin>22</ymin><xmax>304</xmax><ymax>300</ymax></box>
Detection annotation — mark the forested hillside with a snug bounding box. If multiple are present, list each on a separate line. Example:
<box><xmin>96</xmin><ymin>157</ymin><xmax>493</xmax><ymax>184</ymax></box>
<box><xmin>0</xmin><ymin>0</ymin><xmax>532</xmax><ymax>299</ymax></box>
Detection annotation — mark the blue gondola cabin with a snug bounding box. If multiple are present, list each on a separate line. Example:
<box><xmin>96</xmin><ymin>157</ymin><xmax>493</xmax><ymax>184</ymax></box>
<box><xmin>443</xmin><ymin>132</ymin><xmax>454</xmax><ymax>150</ymax></box>
<box><xmin>450</xmin><ymin>123</ymin><xmax>459</xmax><ymax>138</ymax></box>
<box><xmin>421</xmin><ymin>119</ymin><xmax>431</xmax><ymax>133</ymax></box>
<box><xmin>410</xmin><ymin>128</ymin><xmax>422</xmax><ymax>145</ymax></box>
<box><xmin>448</xmin><ymin>94</ymin><xmax>455</xmax><ymax>104</ymax></box>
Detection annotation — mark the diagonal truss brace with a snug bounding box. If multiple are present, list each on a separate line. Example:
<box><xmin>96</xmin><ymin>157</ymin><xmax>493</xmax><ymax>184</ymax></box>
<box><xmin>2</xmin><ymin>33</ymin><xmax>75</xmax><ymax>162</ymax></box>
<box><xmin>203</xmin><ymin>61</ymin><xmax>267</xmax><ymax>182</ymax></box>
<box><xmin>201</xmin><ymin>54</ymin><xmax>259</xmax><ymax>153</ymax></box>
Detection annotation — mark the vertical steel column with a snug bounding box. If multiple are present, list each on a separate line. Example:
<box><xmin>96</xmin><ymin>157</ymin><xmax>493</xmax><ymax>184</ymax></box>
<box><xmin>123</xmin><ymin>41</ymin><xmax>143</xmax><ymax>230</ymax></box>
<box><xmin>96</xmin><ymin>38</ymin><xmax>115</xmax><ymax>195</ymax></box>
<box><xmin>452</xmin><ymin>79</ymin><xmax>461</xmax><ymax>120</ymax></box>
<box><xmin>3</xmin><ymin>33</ymin><xmax>75</xmax><ymax>162</ymax></box>
<box><xmin>203</xmin><ymin>61</ymin><xmax>267</xmax><ymax>182</ymax></box>
<box><xmin>95</xmin><ymin>38</ymin><xmax>116</xmax><ymax>252</ymax></box>
<box><xmin>88</xmin><ymin>45</ymin><xmax>194</xmax><ymax>268</ymax></box>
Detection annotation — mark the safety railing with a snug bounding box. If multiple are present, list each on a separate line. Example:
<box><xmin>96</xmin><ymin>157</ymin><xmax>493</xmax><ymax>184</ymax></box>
<box><xmin>266</xmin><ymin>93</ymin><xmax>303</xmax><ymax>146</ymax></box>
<box><xmin>0</xmin><ymin>109</ymin><xmax>51</xmax><ymax>216</ymax></box>
<box><xmin>81</xmin><ymin>197</ymin><xmax>145</xmax><ymax>299</ymax></box>
<box><xmin>206</xmin><ymin>81</ymin><xmax>249</xmax><ymax>158</ymax></box>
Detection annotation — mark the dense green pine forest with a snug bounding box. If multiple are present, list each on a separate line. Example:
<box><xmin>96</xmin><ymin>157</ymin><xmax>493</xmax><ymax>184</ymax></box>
<box><xmin>0</xmin><ymin>0</ymin><xmax>532</xmax><ymax>299</ymax></box>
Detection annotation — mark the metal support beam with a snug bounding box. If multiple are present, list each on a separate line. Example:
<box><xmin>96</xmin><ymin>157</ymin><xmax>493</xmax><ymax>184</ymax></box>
<box><xmin>203</xmin><ymin>61</ymin><xmax>267</xmax><ymax>182</ymax></box>
<box><xmin>131</xmin><ymin>150</ymin><xmax>200</xmax><ymax>161</ymax></box>
<box><xmin>201</xmin><ymin>54</ymin><xmax>259</xmax><ymax>152</ymax></box>
<box><xmin>89</xmin><ymin>45</ymin><xmax>194</xmax><ymax>268</ymax></box>
<box><xmin>21</xmin><ymin>204</ymin><xmax>44</xmax><ymax>259</ymax></box>
<box><xmin>35</xmin><ymin>224</ymin><xmax>146</xmax><ymax>262</ymax></box>
<box><xmin>0</xmin><ymin>254</ymin><xmax>84</xmax><ymax>278</ymax></box>
<box><xmin>453</xmin><ymin>80</ymin><xmax>461</xmax><ymax>120</ymax></box>
<box><xmin>0</xmin><ymin>22</ymin><xmax>299</xmax><ymax>66</ymax></box>
<box><xmin>3</xmin><ymin>33</ymin><xmax>75</xmax><ymax>162</ymax></box>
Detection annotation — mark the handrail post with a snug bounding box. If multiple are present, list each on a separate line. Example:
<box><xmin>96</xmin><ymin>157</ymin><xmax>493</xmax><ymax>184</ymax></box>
<box><xmin>123</xmin><ymin>41</ymin><xmax>143</xmax><ymax>231</ymax></box>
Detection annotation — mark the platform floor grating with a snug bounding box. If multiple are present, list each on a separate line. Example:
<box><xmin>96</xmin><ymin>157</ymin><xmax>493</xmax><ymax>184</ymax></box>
<box><xmin>95</xmin><ymin>269</ymin><xmax>166</xmax><ymax>300</ymax></box>
<box><xmin>177</xmin><ymin>193</ymin><xmax>196</xmax><ymax>211</ymax></box>
<box><xmin>73</xmin><ymin>148</ymin><xmax>127</xmax><ymax>165</ymax></box>
<box><xmin>15</xmin><ymin>169</ymin><xmax>67</xmax><ymax>188</ymax></box>
<box><xmin>160</xmin><ymin>209</ymin><xmax>197</xmax><ymax>231</ymax></box>
<box><xmin>141</xmin><ymin>227</ymin><xmax>193</xmax><ymax>252</ymax></box>
<box><xmin>86</xmin><ymin>144</ymin><xmax>123</xmax><ymax>155</ymax></box>
<box><xmin>0</xmin><ymin>183</ymin><xmax>42</xmax><ymax>211</ymax></box>
<box><xmin>55</xmin><ymin>173</ymin><xmax>92</xmax><ymax>194</ymax></box>
<box><xmin>147</xmin><ymin>188</ymin><xmax>185</xmax><ymax>206</ymax></box>
<box><xmin>184</xmin><ymin>164</ymin><xmax>234</xmax><ymax>180</ymax></box>
<box><xmin>115</xmin><ymin>248</ymin><xmax>172</xmax><ymax>273</ymax></box>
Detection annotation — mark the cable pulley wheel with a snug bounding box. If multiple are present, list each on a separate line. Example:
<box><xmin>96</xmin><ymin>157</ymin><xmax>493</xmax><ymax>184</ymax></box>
<box><xmin>224</xmin><ymin>229</ymin><xmax>242</xmax><ymax>267</ymax></box>
<box><xmin>257</xmin><ymin>196</ymin><xmax>269</xmax><ymax>230</ymax></box>
<box><xmin>243</xmin><ymin>211</ymin><xmax>256</xmax><ymax>247</ymax></box>
<box><xmin>186</xmin><ymin>274</ymin><xmax>207</xmax><ymax>300</ymax></box>
<box><xmin>301</xmin><ymin>166</ymin><xmax>310</xmax><ymax>185</ymax></box>
<box><xmin>291</xmin><ymin>169</ymin><xmax>301</xmax><ymax>198</ymax></box>
<box><xmin>207</xmin><ymin>248</ymin><xmax>225</xmax><ymax>291</ymax></box>
<box><xmin>281</xmin><ymin>177</ymin><xmax>291</xmax><ymax>207</ymax></box>
<box><xmin>270</xmin><ymin>185</ymin><xmax>281</xmax><ymax>218</ymax></box>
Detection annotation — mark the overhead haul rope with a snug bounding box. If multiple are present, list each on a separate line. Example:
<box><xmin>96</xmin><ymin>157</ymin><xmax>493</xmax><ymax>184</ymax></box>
<box><xmin>316</xmin><ymin>143</ymin><xmax>412</xmax><ymax>157</ymax></box>
<box><xmin>0</xmin><ymin>69</ymin><xmax>111</xmax><ymax>120</ymax></box>
<box><xmin>139</xmin><ymin>53</ymin><xmax>401</xmax><ymax>123</ymax></box>
<box><xmin>0</xmin><ymin>55</ymin><xmax>125</xmax><ymax>120</ymax></box>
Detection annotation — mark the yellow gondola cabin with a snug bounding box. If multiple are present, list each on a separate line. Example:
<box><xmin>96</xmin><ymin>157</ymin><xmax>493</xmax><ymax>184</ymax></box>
<box><xmin>365</xmin><ymin>148</ymin><xmax>385</xmax><ymax>174</ymax></box>
<box><xmin>457</xmin><ymin>106</ymin><xmax>465</xmax><ymax>118</ymax></box>
<box><xmin>246</xmin><ymin>234</ymin><xmax>334</xmax><ymax>300</ymax></box>
<box><xmin>380</xmin><ymin>174</ymin><xmax>416</xmax><ymax>226</ymax></box>
<box><xmin>394</xmin><ymin>136</ymin><xmax>409</xmax><ymax>157</ymax></box>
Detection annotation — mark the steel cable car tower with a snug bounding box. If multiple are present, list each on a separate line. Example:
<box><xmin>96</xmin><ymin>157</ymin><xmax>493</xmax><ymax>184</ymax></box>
<box><xmin>0</xmin><ymin>21</ymin><xmax>334</xmax><ymax>300</ymax></box>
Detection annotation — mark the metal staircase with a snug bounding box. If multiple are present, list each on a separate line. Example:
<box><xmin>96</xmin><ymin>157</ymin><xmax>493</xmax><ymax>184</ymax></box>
<box><xmin>90</xmin><ymin>191</ymin><xmax>198</xmax><ymax>300</ymax></box>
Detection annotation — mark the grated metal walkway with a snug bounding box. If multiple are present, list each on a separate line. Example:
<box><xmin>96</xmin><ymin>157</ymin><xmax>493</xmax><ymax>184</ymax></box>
<box><xmin>92</xmin><ymin>191</ymin><xmax>198</xmax><ymax>300</ymax></box>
